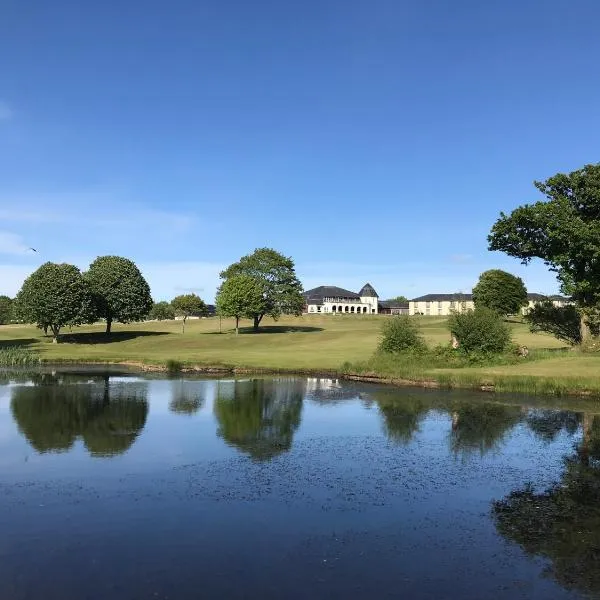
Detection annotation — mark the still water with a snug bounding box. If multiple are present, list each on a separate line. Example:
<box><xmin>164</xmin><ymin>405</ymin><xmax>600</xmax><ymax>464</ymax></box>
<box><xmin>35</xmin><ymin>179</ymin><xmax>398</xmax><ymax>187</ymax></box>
<box><xmin>0</xmin><ymin>370</ymin><xmax>599</xmax><ymax>599</ymax></box>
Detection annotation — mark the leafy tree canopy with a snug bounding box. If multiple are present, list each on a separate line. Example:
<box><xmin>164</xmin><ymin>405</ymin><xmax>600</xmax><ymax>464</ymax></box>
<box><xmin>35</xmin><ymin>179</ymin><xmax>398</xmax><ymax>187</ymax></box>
<box><xmin>389</xmin><ymin>295</ymin><xmax>409</xmax><ymax>303</ymax></box>
<box><xmin>215</xmin><ymin>274</ymin><xmax>265</xmax><ymax>334</ymax></box>
<box><xmin>488</xmin><ymin>164</ymin><xmax>600</xmax><ymax>335</ymax></box>
<box><xmin>148</xmin><ymin>300</ymin><xmax>176</xmax><ymax>321</ymax></box>
<box><xmin>86</xmin><ymin>256</ymin><xmax>153</xmax><ymax>334</ymax></box>
<box><xmin>472</xmin><ymin>269</ymin><xmax>528</xmax><ymax>316</ymax></box>
<box><xmin>0</xmin><ymin>295</ymin><xmax>13</xmax><ymax>325</ymax></box>
<box><xmin>220</xmin><ymin>248</ymin><xmax>304</xmax><ymax>332</ymax></box>
<box><xmin>171</xmin><ymin>294</ymin><xmax>207</xmax><ymax>332</ymax></box>
<box><xmin>15</xmin><ymin>262</ymin><xmax>92</xmax><ymax>342</ymax></box>
<box><xmin>525</xmin><ymin>300</ymin><xmax>585</xmax><ymax>346</ymax></box>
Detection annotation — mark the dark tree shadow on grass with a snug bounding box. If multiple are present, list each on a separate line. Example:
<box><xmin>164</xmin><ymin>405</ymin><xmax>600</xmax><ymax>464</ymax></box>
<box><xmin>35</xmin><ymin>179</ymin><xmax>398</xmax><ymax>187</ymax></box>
<box><xmin>208</xmin><ymin>325</ymin><xmax>324</xmax><ymax>335</ymax></box>
<box><xmin>0</xmin><ymin>338</ymin><xmax>39</xmax><ymax>349</ymax></box>
<box><xmin>58</xmin><ymin>331</ymin><xmax>171</xmax><ymax>345</ymax></box>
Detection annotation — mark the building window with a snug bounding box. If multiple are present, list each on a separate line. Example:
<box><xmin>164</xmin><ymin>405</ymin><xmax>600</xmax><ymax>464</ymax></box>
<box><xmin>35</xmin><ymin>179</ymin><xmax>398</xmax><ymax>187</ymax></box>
<box><xmin>438</xmin><ymin>306</ymin><xmax>442</xmax><ymax>315</ymax></box>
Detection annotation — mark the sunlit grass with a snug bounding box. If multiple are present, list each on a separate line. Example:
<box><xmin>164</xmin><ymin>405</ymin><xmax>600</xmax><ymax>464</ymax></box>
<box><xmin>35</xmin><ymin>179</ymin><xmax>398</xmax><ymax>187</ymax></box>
<box><xmin>1</xmin><ymin>315</ymin><xmax>598</xmax><ymax>395</ymax></box>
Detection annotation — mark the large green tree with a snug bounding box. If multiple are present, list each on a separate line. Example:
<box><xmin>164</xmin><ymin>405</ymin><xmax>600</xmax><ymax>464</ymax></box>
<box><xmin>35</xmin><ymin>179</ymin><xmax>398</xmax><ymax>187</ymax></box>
<box><xmin>220</xmin><ymin>248</ymin><xmax>304</xmax><ymax>332</ymax></box>
<box><xmin>488</xmin><ymin>163</ymin><xmax>600</xmax><ymax>341</ymax></box>
<box><xmin>0</xmin><ymin>295</ymin><xmax>13</xmax><ymax>325</ymax></box>
<box><xmin>148</xmin><ymin>300</ymin><xmax>175</xmax><ymax>321</ymax></box>
<box><xmin>171</xmin><ymin>293</ymin><xmax>207</xmax><ymax>333</ymax></box>
<box><xmin>15</xmin><ymin>262</ymin><xmax>92</xmax><ymax>342</ymax></box>
<box><xmin>215</xmin><ymin>274</ymin><xmax>265</xmax><ymax>334</ymax></box>
<box><xmin>86</xmin><ymin>256</ymin><xmax>153</xmax><ymax>334</ymax></box>
<box><xmin>472</xmin><ymin>269</ymin><xmax>528</xmax><ymax>316</ymax></box>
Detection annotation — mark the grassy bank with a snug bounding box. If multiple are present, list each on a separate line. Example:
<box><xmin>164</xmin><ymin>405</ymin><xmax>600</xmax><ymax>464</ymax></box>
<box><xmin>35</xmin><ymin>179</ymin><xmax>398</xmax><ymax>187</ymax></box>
<box><xmin>1</xmin><ymin>315</ymin><xmax>599</xmax><ymax>395</ymax></box>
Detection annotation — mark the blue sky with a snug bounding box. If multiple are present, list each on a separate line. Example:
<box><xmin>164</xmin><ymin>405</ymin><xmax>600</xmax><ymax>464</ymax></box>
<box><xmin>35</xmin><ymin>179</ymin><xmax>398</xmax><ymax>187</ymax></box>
<box><xmin>1</xmin><ymin>0</ymin><xmax>599</xmax><ymax>301</ymax></box>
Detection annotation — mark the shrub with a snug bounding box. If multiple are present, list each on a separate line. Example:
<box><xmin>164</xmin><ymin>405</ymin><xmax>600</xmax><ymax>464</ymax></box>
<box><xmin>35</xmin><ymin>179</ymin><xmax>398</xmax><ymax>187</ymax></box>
<box><xmin>525</xmin><ymin>300</ymin><xmax>582</xmax><ymax>346</ymax></box>
<box><xmin>448</xmin><ymin>307</ymin><xmax>511</xmax><ymax>354</ymax></box>
<box><xmin>165</xmin><ymin>359</ymin><xmax>183</xmax><ymax>374</ymax></box>
<box><xmin>379</xmin><ymin>316</ymin><xmax>426</xmax><ymax>354</ymax></box>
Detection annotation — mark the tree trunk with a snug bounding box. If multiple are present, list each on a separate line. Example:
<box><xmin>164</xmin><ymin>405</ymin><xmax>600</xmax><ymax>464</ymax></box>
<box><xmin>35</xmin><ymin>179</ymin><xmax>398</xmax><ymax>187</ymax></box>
<box><xmin>580</xmin><ymin>313</ymin><xmax>591</xmax><ymax>345</ymax></box>
<box><xmin>106</xmin><ymin>317</ymin><xmax>112</xmax><ymax>335</ymax></box>
<box><xmin>182</xmin><ymin>316</ymin><xmax>186</xmax><ymax>334</ymax></box>
<box><xmin>50</xmin><ymin>325</ymin><xmax>60</xmax><ymax>344</ymax></box>
<box><xmin>43</xmin><ymin>324</ymin><xmax>48</xmax><ymax>335</ymax></box>
<box><xmin>235</xmin><ymin>316</ymin><xmax>239</xmax><ymax>335</ymax></box>
<box><xmin>253</xmin><ymin>314</ymin><xmax>263</xmax><ymax>332</ymax></box>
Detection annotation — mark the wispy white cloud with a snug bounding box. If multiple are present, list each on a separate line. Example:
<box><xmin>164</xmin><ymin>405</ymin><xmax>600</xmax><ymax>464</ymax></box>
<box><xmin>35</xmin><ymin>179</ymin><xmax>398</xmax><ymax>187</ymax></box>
<box><xmin>0</xmin><ymin>232</ymin><xmax>33</xmax><ymax>256</ymax></box>
<box><xmin>0</xmin><ymin>199</ymin><xmax>195</xmax><ymax>233</ymax></box>
<box><xmin>0</xmin><ymin>101</ymin><xmax>12</xmax><ymax>121</ymax></box>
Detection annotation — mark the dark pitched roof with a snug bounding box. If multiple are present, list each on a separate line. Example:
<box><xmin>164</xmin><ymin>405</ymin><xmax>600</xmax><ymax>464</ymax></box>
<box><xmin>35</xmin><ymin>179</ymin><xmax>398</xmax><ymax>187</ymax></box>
<box><xmin>380</xmin><ymin>300</ymin><xmax>409</xmax><ymax>309</ymax></box>
<box><xmin>411</xmin><ymin>293</ymin><xmax>473</xmax><ymax>302</ymax></box>
<box><xmin>528</xmin><ymin>293</ymin><xmax>571</xmax><ymax>301</ymax></box>
<box><xmin>359</xmin><ymin>283</ymin><xmax>378</xmax><ymax>298</ymax></box>
<box><xmin>303</xmin><ymin>286</ymin><xmax>360</xmax><ymax>302</ymax></box>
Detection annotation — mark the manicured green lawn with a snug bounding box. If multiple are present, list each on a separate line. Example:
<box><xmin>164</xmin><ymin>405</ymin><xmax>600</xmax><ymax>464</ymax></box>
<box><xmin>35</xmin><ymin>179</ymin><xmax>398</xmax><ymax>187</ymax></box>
<box><xmin>3</xmin><ymin>314</ymin><xmax>600</xmax><ymax>396</ymax></box>
<box><xmin>0</xmin><ymin>314</ymin><xmax>567</xmax><ymax>371</ymax></box>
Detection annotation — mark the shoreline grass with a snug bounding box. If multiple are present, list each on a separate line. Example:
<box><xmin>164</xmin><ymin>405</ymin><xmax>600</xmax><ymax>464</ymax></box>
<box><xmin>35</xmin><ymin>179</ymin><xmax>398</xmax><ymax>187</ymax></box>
<box><xmin>1</xmin><ymin>315</ymin><xmax>599</xmax><ymax>397</ymax></box>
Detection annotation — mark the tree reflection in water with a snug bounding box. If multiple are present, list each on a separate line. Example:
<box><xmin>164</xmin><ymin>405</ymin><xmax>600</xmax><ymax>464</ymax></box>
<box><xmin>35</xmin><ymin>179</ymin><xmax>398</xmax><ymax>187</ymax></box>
<box><xmin>373</xmin><ymin>391</ymin><xmax>522</xmax><ymax>456</ymax></box>
<box><xmin>448</xmin><ymin>401</ymin><xmax>522</xmax><ymax>457</ymax></box>
<box><xmin>214</xmin><ymin>378</ymin><xmax>304</xmax><ymax>461</ymax></box>
<box><xmin>169</xmin><ymin>380</ymin><xmax>206</xmax><ymax>415</ymax></box>
<box><xmin>494</xmin><ymin>410</ymin><xmax>600</xmax><ymax>597</ymax></box>
<box><xmin>373</xmin><ymin>391</ymin><xmax>428</xmax><ymax>445</ymax></box>
<box><xmin>11</xmin><ymin>373</ymin><xmax>149</xmax><ymax>457</ymax></box>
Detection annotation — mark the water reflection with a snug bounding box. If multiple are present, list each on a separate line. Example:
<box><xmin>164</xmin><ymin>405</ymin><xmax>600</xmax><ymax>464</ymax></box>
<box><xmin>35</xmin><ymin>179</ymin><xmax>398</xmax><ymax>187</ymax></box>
<box><xmin>448</xmin><ymin>402</ymin><xmax>522</xmax><ymax>457</ymax></box>
<box><xmin>526</xmin><ymin>409</ymin><xmax>582</xmax><ymax>443</ymax></box>
<box><xmin>214</xmin><ymin>378</ymin><xmax>304</xmax><ymax>461</ymax></box>
<box><xmin>169</xmin><ymin>380</ymin><xmax>206</xmax><ymax>415</ymax></box>
<box><xmin>10</xmin><ymin>374</ymin><xmax>148</xmax><ymax>457</ymax></box>
<box><xmin>372</xmin><ymin>391</ymin><xmax>428</xmax><ymax>444</ymax></box>
<box><xmin>493</xmin><ymin>410</ymin><xmax>600</xmax><ymax>597</ymax></box>
<box><xmin>371</xmin><ymin>392</ymin><xmax>524</xmax><ymax>456</ymax></box>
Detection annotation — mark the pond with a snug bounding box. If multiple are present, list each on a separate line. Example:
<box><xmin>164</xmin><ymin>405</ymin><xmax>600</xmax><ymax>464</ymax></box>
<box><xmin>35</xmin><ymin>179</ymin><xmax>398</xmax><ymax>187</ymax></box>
<box><xmin>0</xmin><ymin>370</ymin><xmax>599</xmax><ymax>599</ymax></box>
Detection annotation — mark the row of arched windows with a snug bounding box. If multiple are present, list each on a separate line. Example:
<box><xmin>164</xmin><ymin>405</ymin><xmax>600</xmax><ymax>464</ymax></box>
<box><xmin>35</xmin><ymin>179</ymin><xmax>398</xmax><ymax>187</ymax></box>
<box><xmin>331</xmin><ymin>305</ymin><xmax>368</xmax><ymax>313</ymax></box>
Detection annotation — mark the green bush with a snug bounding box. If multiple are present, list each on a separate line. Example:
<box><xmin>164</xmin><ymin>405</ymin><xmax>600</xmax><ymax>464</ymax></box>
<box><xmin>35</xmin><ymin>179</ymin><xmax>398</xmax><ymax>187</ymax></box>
<box><xmin>379</xmin><ymin>316</ymin><xmax>426</xmax><ymax>354</ymax></box>
<box><xmin>165</xmin><ymin>359</ymin><xmax>183</xmax><ymax>374</ymax></box>
<box><xmin>448</xmin><ymin>307</ymin><xmax>511</xmax><ymax>355</ymax></box>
